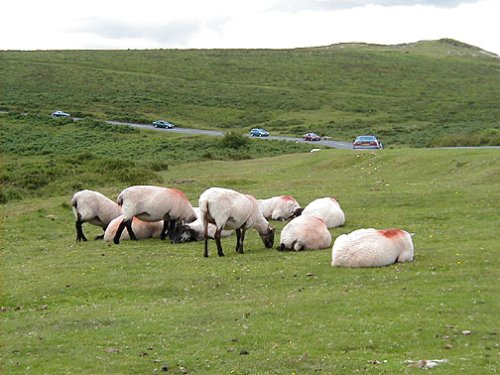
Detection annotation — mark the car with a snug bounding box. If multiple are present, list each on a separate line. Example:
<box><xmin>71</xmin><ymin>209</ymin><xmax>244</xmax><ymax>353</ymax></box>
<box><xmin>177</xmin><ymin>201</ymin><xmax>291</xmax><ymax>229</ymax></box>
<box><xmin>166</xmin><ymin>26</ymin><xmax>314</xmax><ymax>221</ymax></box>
<box><xmin>250</xmin><ymin>128</ymin><xmax>269</xmax><ymax>137</ymax></box>
<box><xmin>51</xmin><ymin>110</ymin><xmax>71</xmax><ymax>118</ymax></box>
<box><xmin>152</xmin><ymin>120</ymin><xmax>174</xmax><ymax>129</ymax></box>
<box><xmin>352</xmin><ymin>135</ymin><xmax>383</xmax><ymax>150</ymax></box>
<box><xmin>303</xmin><ymin>132</ymin><xmax>322</xmax><ymax>141</ymax></box>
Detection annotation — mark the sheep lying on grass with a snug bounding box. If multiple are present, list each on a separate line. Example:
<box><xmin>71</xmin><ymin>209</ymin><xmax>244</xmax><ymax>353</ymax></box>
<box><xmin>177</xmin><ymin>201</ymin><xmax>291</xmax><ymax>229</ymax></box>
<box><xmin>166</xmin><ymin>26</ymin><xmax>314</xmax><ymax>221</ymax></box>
<box><xmin>279</xmin><ymin>215</ymin><xmax>331</xmax><ymax>251</ymax></box>
<box><xmin>302</xmin><ymin>197</ymin><xmax>345</xmax><ymax>228</ymax></box>
<box><xmin>113</xmin><ymin>185</ymin><xmax>197</xmax><ymax>244</ymax></box>
<box><xmin>199</xmin><ymin>187</ymin><xmax>275</xmax><ymax>257</ymax></box>
<box><xmin>258</xmin><ymin>195</ymin><xmax>302</xmax><ymax>221</ymax></box>
<box><xmin>71</xmin><ymin>189</ymin><xmax>122</xmax><ymax>241</ymax></box>
<box><xmin>171</xmin><ymin>208</ymin><xmax>232</xmax><ymax>243</ymax></box>
<box><xmin>104</xmin><ymin>215</ymin><xmax>163</xmax><ymax>242</ymax></box>
<box><xmin>331</xmin><ymin>228</ymin><xmax>414</xmax><ymax>268</ymax></box>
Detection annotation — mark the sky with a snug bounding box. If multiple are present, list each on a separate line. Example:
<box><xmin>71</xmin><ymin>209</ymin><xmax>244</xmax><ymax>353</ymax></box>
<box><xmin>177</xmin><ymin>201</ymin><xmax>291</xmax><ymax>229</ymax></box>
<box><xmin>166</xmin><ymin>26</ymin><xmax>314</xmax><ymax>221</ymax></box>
<box><xmin>1</xmin><ymin>0</ymin><xmax>499</xmax><ymax>55</ymax></box>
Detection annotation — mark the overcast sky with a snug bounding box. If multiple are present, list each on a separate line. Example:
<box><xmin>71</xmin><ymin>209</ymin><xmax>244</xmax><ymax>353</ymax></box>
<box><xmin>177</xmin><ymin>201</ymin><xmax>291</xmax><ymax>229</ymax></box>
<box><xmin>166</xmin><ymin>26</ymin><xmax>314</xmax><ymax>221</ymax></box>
<box><xmin>1</xmin><ymin>0</ymin><xmax>499</xmax><ymax>55</ymax></box>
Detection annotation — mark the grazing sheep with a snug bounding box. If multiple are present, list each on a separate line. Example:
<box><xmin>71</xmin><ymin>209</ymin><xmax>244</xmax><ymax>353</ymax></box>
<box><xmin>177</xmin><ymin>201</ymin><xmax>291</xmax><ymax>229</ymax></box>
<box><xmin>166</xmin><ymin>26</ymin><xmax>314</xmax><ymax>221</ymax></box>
<box><xmin>301</xmin><ymin>197</ymin><xmax>345</xmax><ymax>228</ymax></box>
<box><xmin>171</xmin><ymin>208</ymin><xmax>233</xmax><ymax>243</ymax></box>
<box><xmin>331</xmin><ymin>228</ymin><xmax>414</xmax><ymax>268</ymax></box>
<box><xmin>71</xmin><ymin>189</ymin><xmax>122</xmax><ymax>241</ymax></box>
<box><xmin>199</xmin><ymin>187</ymin><xmax>275</xmax><ymax>257</ymax></box>
<box><xmin>113</xmin><ymin>185</ymin><xmax>197</xmax><ymax>244</ymax></box>
<box><xmin>258</xmin><ymin>195</ymin><xmax>303</xmax><ymax>221</ymax></box>
<box><xmin>104</xmin><ymin>215</ymin><xmax>163</xmax><ymax>242</ymax></box>
<box><xmin>279</xmin><ymin>215</ymin><xmax>332</xmax><ymax>251</ymax></box>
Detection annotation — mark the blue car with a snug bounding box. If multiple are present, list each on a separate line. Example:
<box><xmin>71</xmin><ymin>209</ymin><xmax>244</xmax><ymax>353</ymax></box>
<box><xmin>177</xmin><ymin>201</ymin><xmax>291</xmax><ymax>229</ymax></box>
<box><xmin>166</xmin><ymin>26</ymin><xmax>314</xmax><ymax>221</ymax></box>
<box><xmin>152</xmin><ymin>120</ymin><xmax>174</xmax><ymax>129</ymax></box>
<box><xmin>51</xmin><ymin>110</ymin><xmax>71</xmax><ymax>118</ymax></box>
<box><xmin>250</xmin><ymin>128</ymin><xmax>269</xmax><ymax>137</ymax></box>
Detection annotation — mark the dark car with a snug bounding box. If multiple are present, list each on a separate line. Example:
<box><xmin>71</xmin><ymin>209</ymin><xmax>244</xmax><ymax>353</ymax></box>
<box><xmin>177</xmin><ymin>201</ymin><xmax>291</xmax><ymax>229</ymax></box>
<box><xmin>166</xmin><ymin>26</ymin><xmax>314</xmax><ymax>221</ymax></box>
<box><xmin>250</xmin><ymin>128</ymin><xmax>269</xmax><ymax>137</ymax></box>
<box><xmin>51</xmin><ymin>110</ymin><xmax>71</xmax><ymax>118</ymax></box>
<box><xmin>152</xmin><ymin>120</ymin><xmax>174</xmax><ymax>129</ymax></box>
<box><xmin>303</xmin><ymin>132</ymin><xmax>321</xmax><ymax>141</ymax></box>
<box><xmin>352</xmin><ymin>135</ymin><xmax>383</xmax><ymax>150</ymax></box>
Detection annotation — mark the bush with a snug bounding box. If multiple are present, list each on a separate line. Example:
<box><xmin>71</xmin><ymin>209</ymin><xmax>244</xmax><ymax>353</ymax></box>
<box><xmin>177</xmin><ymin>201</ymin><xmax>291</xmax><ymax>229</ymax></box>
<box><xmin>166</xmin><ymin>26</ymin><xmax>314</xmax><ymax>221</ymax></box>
<box><xmin>220</xmin><ymin>131</ymin><xmax>249</xmax><ymax>149</ymax></box>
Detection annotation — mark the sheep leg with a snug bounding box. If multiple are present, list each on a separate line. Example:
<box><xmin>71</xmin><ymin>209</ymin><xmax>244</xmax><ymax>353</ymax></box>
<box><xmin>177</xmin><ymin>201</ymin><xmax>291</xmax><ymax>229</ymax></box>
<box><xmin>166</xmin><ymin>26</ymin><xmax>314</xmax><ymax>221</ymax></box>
<box><xmin>113</xmin><ymin>219</ymin><xmax>129</xmax><ymax>244</ymax></box>
<box><xmin>215</xmin><ymin>229</ymin><xmax>225</xmax><ymax>257</ymax></box>
<box><xmin>238</xmin><ymin>228</ymin><xmax>246</xmax><ymax>253</ymax></box>
<box><xmin>235</xmin><ymin>229</ymin><xmax>241</xmax><ymax>252</ymax></box>
<box><xmin>203</xmin><ymin>217</ymin><xmax>210</xmax><ymax>257</ymax></box>
<box><xmin>75</xmin><ymin>221</ymin><xmax>87</xmax><ymax>242</ymax></box>
<box><xmin>160</xmin><ymin>220</ymin><xmax>169</xmax><ymax>240</ymax></box>
<box><xmin>167</xmin><ymin>219</ymin><xmax>176</xmax><ymax>240</ymax></box>
<box><xmin>125</xmin><ymin>220</ymin><xmax>137</xmax><ymax>240</ymax></box>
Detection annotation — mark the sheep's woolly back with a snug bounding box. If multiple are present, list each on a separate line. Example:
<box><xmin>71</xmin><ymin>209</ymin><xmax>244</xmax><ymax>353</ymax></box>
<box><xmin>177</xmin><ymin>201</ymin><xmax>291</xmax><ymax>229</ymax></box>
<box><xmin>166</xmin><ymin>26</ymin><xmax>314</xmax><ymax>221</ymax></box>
<box><xmin>331</xmin><ymin>228</ymin><xmax>414</xmax><ymax>268</ymax></box>
<box><xmin>71</xmin><ymin>189</ymin><xmax>122</xmax><ymax>227</ymax></box>
<box><xmin>104</xmin><ymin>215</ymin><xmax>163</xmax><ymax>242</ymax></box>
<box><xmin>118</xmin><ymin>185</ymin><xmax>196</xmax><ymax>222</ymax></box>
<box><xmin>258</xmin><ymin>195</ymin><xmax>301</xmax><ymax>220</ymax></box>
<box><xmin>199</xmin><ymin>187</ymin><xmax>269</xmax><ymax>233</ymax></box>
<box><xmin>302</xmin><ymin>197</ymin><xmax>345</xmax><ymax>228</ymax></box>
<box><xmin>280</xmin><ymin>215</ymin><xmax>331</xmax><ymax>251</ymax></box>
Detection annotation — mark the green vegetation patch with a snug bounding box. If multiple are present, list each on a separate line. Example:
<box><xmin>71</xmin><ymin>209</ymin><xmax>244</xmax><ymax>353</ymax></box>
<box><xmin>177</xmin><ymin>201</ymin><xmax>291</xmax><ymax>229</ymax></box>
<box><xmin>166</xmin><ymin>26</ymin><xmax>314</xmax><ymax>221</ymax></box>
<box><xmin>1</xmin><ymin>148</ymin><xmax>499</xmax><ymax>374</ymax></box>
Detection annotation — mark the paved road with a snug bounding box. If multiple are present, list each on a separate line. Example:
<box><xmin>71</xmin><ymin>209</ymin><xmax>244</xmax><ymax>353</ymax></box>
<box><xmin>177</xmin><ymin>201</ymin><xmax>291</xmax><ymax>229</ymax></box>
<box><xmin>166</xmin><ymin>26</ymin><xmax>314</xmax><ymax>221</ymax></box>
<box><xmin>106</xmin><ymin>120</ymin><xmax>353</xmax><ymax>149</ymax></box>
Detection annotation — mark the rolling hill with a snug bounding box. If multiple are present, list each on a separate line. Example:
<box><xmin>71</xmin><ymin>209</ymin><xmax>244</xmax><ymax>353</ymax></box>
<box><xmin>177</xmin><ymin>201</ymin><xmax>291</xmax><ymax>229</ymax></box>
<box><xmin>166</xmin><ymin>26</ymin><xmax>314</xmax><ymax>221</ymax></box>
<box><xmin>1</xmin><ymin>39</ymin><xmax>499</xmax><ymax>146</ymax></box>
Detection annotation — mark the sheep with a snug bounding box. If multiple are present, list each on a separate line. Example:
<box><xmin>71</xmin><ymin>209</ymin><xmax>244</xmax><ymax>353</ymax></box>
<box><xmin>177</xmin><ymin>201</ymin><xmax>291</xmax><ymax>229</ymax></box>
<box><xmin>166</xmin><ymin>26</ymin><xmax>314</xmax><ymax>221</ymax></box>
<box><xmin>279</xmin><ymin>215</ymin><xmax>332</xmax><ymax>251</ymax></box>
<box><xmin>113</xmin><ymin>185</ymin><xmax>197</xmax><ymax>244</ymax></box>
<box><xmin>258</xmin><ymin>195</ymin><xmax>303</xmax><ymax>221</ymax></box>
<box><xmin>71</xmin><ymin>189</ymin><xmax>122</xmax><ymax>241</ymax></box>
<box><xmin>301</xmin><ymin>197</ymin><xmax>345</xmax><ymax>228</ymax></box>
<box><xmin>104</xmin><ymin>215</ymin><xmax>163</xmax><ymax>242</ymax></box>
<box><xmin>171</xmin><ymin>207</ymin><xmax>233</xmax><ymax>243</ymax></box>
<box><xmin>331</xmin><ymin>228</ymin><xmax>414</xmax><ymax>268</ymax></box>
<box><xmin>198</xmin><ymin>187</ymin><xmax>275</xmax><ymax>257</ymax></box>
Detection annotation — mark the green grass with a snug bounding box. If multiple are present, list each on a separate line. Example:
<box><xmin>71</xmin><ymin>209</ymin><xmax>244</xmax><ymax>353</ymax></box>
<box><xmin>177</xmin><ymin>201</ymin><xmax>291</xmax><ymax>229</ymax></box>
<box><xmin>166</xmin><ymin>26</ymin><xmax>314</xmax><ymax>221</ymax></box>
<box><xmin>1</xmin><ymin>39</ymin><xmax>499</xmax><ymax>146</ymax></box>
<box><xmin>0</xmin><ymin>113</ymin><xmax>317</xmax><ymax>203</ymax></box>
<box><xmin>1</xmin><ymin>147</ymin><xmax>499</xmax><ymax>374</ymax></box>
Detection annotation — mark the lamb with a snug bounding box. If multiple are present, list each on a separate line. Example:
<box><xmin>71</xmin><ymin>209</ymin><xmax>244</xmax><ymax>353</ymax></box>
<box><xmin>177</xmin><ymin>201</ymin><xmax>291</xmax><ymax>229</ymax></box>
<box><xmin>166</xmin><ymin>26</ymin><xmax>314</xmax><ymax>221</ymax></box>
<box><xmin>104</xmin><ymin>215</ymin><xmax>163</xmax><ymax>242</ymax></box>
<box><xmin>71</xmin><ymin>189</ymin><xmax>122</xmax><ymax>241</ymax></box>
<box><xmin>198</xmin><ymin>187</ymin><xmax>275</xmax><ymax>257</ymax></box>
<box><xmin>170</xmin><ymin>207</ymin><xmax>232</xmax><ymax>243</ymax></box>
<box><xmin>301</xmin><ymin>197</ymin><xmax>345</xmax><ymax>228</ymax></box>
<box><xmin>279</xmin><ymin>215</ymin><xmax>332</xmax><ymax>251</ymax></box>
<box><xmin>113</xmin><ymin>185</ymin><xmax>197</xmax><ymax>244</ymax></box>
<box><xmin>258</xmin><ymin>195</ymin><xmax>303</xmax><ymax>221</ymax></box>
<box><xmin>331</xmin><ymin>228</ymin><xmax>414</xmax><ymax>268</ymax></box>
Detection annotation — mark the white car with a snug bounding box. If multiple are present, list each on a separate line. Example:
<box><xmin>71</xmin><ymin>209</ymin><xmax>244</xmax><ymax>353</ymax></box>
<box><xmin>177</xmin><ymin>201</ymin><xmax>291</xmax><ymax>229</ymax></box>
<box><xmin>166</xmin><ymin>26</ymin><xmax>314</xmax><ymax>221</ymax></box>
<box><xmin>51</xmin><ymin>110</ymin><xmax>71</xmax><ymax>118</ymax></box>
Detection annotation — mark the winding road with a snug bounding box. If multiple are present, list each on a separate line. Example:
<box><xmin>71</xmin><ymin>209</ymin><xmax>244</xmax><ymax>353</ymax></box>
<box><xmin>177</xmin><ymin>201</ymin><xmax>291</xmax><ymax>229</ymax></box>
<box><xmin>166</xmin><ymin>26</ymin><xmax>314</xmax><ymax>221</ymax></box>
<box><xmin>106</xmin><ymin>120</ymin><xmax>354</xmax><ymax>150</ymax></box>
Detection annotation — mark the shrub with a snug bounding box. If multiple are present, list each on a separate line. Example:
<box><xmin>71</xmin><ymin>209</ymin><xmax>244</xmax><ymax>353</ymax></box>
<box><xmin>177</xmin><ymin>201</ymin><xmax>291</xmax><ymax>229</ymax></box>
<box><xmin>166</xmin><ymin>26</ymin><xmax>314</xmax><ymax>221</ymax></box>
<box><xmin>220</xmin><ymin>131</ymin><xmax>249</xmax><ymax>149</ymax></box>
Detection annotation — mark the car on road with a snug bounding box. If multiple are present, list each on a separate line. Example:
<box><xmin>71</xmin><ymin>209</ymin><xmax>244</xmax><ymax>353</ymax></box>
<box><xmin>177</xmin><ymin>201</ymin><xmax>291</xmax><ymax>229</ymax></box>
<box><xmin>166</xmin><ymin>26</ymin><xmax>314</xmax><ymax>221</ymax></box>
<box><xmin>51</xmin><ymin>110</ymin><xmax>71</xmax><ymax>118</ymax></box>
<box><xmin>352</xmin><ymin>135</ymin><xmax>383</xmax><ymax>150</ymax></box>
<box><xmin>250</xmin><ymin>128</ymin><xmax>269</xmax><ymax>137</ymax></box>
<box><xmin>152</xmin><ymin>120</ymin><xmax>174</xmax><ymax>129</ymax></box>
<box><xmin>303</xmin><ymin>132</ymin><xmax>322</xmax><ymax>141</ymax></box>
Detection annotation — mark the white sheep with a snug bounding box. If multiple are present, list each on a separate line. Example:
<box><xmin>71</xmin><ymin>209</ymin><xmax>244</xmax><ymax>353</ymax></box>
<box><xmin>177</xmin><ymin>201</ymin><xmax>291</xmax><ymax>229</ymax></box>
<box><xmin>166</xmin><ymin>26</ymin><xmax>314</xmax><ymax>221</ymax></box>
<box><xmin>113</xmin><ymin>185</ymin><xmax>197</xmax><ymax>244</ymax></box>
<box><xmin>331</xmin><ymin>228</ymin><xmax>414</xmax><ymax>268</ymax></box>
<box><xmin>198</xmin><ymin>187</ymin><xmax>275</xmax><ymax>257</ymax></box>
<box><xmin>258</xmin><ymin>195</ymin><xmax>303</xmax><ymax>221</ymax></box>
<box><xmin>71</xmin><ymin>189</ymin><xmax>122</xmax><ymax>241</ymax></box>
<box><xmin>301</xmin><ymin>197</ymin><xmax>345</xmax><ymax>228</ymax></box>
<box><xmin>104</xmin><ymin>215</ymin><xmax>164</xmax><ymax>242</ymax></box>
<box><xmin>171</xmin><ymin>207</ymin><xmax>233</xmax><ymax>243</ymax></box>
<box><xmin>279</xmin><ymin>215</ymin><xmax>332</xmax><ymax>251</ymax></box>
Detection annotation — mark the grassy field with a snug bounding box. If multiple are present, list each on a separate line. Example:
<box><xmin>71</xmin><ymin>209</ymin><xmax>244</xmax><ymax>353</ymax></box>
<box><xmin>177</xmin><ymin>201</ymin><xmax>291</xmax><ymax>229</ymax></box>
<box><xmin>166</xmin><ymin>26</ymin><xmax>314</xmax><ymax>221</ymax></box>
<box><xmin>1</xmin><ymin>143</ymin><xmax>499</xmax><ymax>373</ymax></box>
<box><xmin>1</xmin><ymin>39</ymin><xmax>499</xmax><ymax>147</ymax></box>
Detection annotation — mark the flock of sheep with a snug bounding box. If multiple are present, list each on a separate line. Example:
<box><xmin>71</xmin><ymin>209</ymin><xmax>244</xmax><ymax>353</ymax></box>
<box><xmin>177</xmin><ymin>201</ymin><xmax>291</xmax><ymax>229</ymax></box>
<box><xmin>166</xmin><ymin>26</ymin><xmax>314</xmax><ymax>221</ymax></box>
<box><xmin>71</xmin><ymin>185</ymin><xmax>414</xmax><ymax>267</ymax></box>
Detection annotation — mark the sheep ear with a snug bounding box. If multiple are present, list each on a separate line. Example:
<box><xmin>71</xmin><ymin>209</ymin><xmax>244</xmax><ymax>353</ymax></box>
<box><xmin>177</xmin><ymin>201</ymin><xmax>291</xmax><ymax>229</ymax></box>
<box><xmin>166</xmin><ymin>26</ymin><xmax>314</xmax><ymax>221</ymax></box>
<box><xmin>410</xmin><ymin>232</ymin><xmax>416</xmax><ymax>237</ymax></box>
